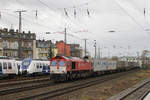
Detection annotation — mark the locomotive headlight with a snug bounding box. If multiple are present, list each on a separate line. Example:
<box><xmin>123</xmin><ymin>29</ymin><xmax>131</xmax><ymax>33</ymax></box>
<box><xmin>27</xmin><ymin>69</ymin><xmax>29</xmax><ymax>73</ymax></box>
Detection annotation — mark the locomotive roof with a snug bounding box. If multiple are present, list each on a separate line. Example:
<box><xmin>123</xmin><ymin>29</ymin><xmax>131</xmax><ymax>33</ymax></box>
<box><xmin>23</xmin><ymin>58</ymin><xmax>49</xmax><ymax>61</ymax></box>
<box><xmin>52</xmin><ymin>56</ymin><xmax>89</xmax><ymax>62</ymax></box>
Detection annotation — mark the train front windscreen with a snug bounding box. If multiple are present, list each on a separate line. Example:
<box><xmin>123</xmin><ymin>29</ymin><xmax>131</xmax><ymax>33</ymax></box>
<box><xmin>22</xmin><ymin>59</ymin><xmax>31</xmax><ymax>69</ymax></box>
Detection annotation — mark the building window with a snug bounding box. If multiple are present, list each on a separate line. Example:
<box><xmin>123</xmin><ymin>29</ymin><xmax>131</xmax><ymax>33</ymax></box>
<box><xmin>28</xmin><ymin>42</ymin><xmax>32</xmax><ymax>47</ymax></box>
<box><xmin>14</xmin><ymin>41</ymin><xmax>18</xmax><ymax>49</ymax></box>
<box><xmin>22</xmin><ymin>42</ymin><xmax>24</xmax><ymax>46</ymax></box>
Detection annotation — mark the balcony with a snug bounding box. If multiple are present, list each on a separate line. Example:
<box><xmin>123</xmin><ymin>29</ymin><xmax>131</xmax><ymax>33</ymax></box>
<box><xmin>39</xmin><ymin>51</ymin><xmax>48</xmax><ymax>54</ymax></box>
<box><xmin>3</xmin><ymin>46</ymin><xmax>18</xmax><ymax>50</ymax></box>
<box><xmin>22</xmin><ymin>47</ymin><xmax>33</xmax><ymax>51</ymax></box>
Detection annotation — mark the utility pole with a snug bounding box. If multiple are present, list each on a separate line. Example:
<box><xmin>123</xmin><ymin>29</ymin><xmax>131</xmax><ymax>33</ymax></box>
<box><xmin>15</xmin><ymin>10</ymin><xmax>26</xmax><ymax>59</ymax></box>
<box><xmin>94</xmin><ymin>40</ymin><xmax>96</xmax><ymax>59</ymax></box>
<box><xmin>98</xmin><ymin>46</ymin><xmax>100</xmax><ymax>59</ymax></box>
<box><xmin>15</xmin><ymin>10</ymin><xmax>26</xmax><ymax>33</ymax></box>
<box><xmin>83</xmin><ymin>39</ymin><xmax>87</xmax><ymax>57</ymax></box>
<box><xmin>137</xmin><ymin>51</ymin><xmax>140</xmax><ymax>64</ymax></box>
<box><xmin>64</xmin><ymin>27</ymin><xmax>67</xmax><ymax>56</ymax></box>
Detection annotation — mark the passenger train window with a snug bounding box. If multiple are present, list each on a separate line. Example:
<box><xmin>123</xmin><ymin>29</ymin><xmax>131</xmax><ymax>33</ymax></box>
<box><xmin>3</xmin><ymin>62</ymin><xmax>7</xmax><ymax>69</ymax></box>
<box><xmin>8</xmin><ymin>63</ymin><xmax>12</xmax><ymax>69</ymax></box>
<box><xmin>40</xmin><ymin>63</ymin><xmax>42</xmax><ymax>68</ymax></box>
<box><xmin>0</xmin><ymin>63</ymin><xmax>2</xmax><ymax>70</ymax></box>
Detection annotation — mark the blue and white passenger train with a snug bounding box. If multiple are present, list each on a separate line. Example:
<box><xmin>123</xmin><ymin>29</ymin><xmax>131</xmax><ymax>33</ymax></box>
<box><xmin>0</xmin><ymin>56</ymin><xmax>21</xmax><ymax>77</ymax></box>
<box><xmin>21</xmin><ymin>58</ymin><xmax>50</xmax><ymax>75</ymax></box>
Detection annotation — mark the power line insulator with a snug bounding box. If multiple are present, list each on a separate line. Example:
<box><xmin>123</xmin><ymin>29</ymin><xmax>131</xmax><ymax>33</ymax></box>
<box><xmin>87</xmin><ymin>9</ymin><xmax>90</xmax><ymax>17</ymax></box>
<box><xmin>64</xmin><ymin>8</ymin><xmax>68</xmax><ymax>17</ymax></box>
<box><xmin>74</xmin><ymin>9</ymin><xmax>76</xmax><ymax>18</ymax></box>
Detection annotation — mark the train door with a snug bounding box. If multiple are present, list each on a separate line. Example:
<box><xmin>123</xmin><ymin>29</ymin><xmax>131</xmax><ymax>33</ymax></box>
<box><xmin>42</xmin><ymin>63</ymin><xmax>45</xmax><ymax>73</ymax></box>
<box><xmin>8</xmin><ymin>62</ymin><xmax>13</xmax><ymax>74</ymax></box>
<box><xmin>3</xmin><ymin>62</ymin><xmax>7</xmax><ymax>74</ymax></box>
<box><xmin>42</xmin><ymin>62</ymin><xmax>48</xmax><ymax>74</ymax></box>
<box><xmin>71</xmin><ymin>62</ymin><xmax>76</xmax><ymax>69</ymax></box>
<box><xmin>39</xmin><ymin>63</ymin><xmax>43</xmax><ymax>73</ymax></box>
<box><xmin>17</xmin><ymin>63</ymin><xmax>20</xmax><ymax>74</ymax></box>
<box><xmin>17</xmin><ymin>63</ymin><xmax>21</xmax><ymax>75</ymax></box>
<box><xmin>0</xmin><ymin>62</ymin><xmax>2</xmax><ymax>74</ymax></box>
<box><xmin>47</xmin><ymin>63</ymin><xmax>50</xmax><ymax>73</ymax></box>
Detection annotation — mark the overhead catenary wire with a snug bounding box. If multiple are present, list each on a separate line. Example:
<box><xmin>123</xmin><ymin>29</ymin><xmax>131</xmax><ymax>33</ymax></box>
<box><xmin>0</xmin><ymin>11</ymin><xmax>60</xmax><ymax>33</ymax></box>
<box><xmin>114</xmin><ymin>0</ymin><xmax>150</xmax><ymax>37</ymax></box>
<box><xmin>35</xmin><ymin>0</ymin><xmax>93</xmax><ymax>39</ymax></box>
<box><xmin>1</xmin><ymin>0</ymin><xmax>149</xmax><ymax>54</ymax></box>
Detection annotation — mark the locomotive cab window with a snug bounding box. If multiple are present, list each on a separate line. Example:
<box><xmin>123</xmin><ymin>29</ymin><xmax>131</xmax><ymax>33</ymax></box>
<box><xmin>51</xmin><ymin>60</ymin><xmax>57</xmax><ymax>66</ymax></box>
<box><xmin>71</xmin><ymin>62</ymin><xmax>76</xmax><ymax>69</ymax></box>
<box><xmin>3</xmin><ymin>62</ymin><xmax>7</xmax><ymax>69</ymax></box>
<box><xmin>0</xmin><ymin>63</ymin><xmax>2</xmax><ymax>70</ymax></box>
<box><xmin>59</xmin><ymin>61</ymin><xmax>65</xmax><ymax>66</ymax></box>
<box><xmin>8</xmin><ymin>63</ymin><xmax>12</xmax><ymax>69</ymax></box>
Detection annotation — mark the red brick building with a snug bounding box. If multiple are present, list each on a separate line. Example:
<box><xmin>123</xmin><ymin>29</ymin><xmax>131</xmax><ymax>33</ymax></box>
<box><xmin>56</xmin><ymin>41</ymin><xmax>70</xmax><ymax>57</ymax></box>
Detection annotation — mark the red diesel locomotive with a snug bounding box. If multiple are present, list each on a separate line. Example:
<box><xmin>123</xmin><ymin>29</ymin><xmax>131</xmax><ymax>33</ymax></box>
<box><xmin>50</xmin><ymin>56</ymin><xmax>92</xmax><ymax>81</ymax></box>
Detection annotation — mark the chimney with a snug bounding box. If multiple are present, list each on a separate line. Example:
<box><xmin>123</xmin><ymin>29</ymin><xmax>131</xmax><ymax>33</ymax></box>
<box><xmin>3</xmin><ymin>28</ymin><xmax>8</xmax><ymax>32</ymax></box>
<box><xmin>9</xmin><ymin>29</ymin><xmax>14</xmax><ymax>33</ymax></box>
<box><xmin>16</xmin><ymin>29</ymin><xmax>19</xmax><ymax>33</ymax></box>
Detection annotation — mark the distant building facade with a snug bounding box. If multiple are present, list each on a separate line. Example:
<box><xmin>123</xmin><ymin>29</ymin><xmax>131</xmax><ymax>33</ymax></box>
<box><xmin>0</xmin><ymin>28</ymin><xmax>36</xmax><ymax>59</ymax></box>
<box><xmin>0</xmin><ymin>39</ymin><xmax>3</xmax><ymax>56</ymax></box>
<box><xmin>56</xmin><ymin>41</ymin><xmax>70</xmax><ymax>57</ymax></box>
<box><xmin>34</xmin><ymin>40</ymin><xmax>57</xmax><ymax>59</ymax></box>
<box><xmin>69</xmin><ymin>44</ymin><xmax>82</xmax><ymax>58</ymax></box>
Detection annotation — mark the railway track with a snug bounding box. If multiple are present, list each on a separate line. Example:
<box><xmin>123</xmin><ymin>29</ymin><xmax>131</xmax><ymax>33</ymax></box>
<box><xmin>0</xmin><ymin>75</ymin><xmax>49</xmax><ymax>83</ymax></box>
<box><xmin>119</xmin><ymin>78</ymin><xmax>150</xmax><ymax>100</ymax></box>
<box><xmin>16</xmin><ymin>69</ymin><xmax>140</xmax><ymax>100</ymax></box>
<box><xmin>0</xmin><ymin>77</ymin><xmax>50</xmax><ymax>87</ymax></box>
<box><xmin>0</xmin><ymin>81</ymin><xmax>54</xmax><ymax>96</ymax></box>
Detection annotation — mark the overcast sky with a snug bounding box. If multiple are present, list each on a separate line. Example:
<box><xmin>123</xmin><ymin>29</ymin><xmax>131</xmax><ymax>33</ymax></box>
<box><xmin>0</xmin><ymin>0</ymin><xmax>150</xmax><ymax>57</ymax></box>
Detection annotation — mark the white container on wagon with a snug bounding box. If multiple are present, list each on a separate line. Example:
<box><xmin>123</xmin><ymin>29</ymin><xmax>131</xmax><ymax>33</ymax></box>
<box><xmin>93</xmin><ymin>59</ymin><xmax>108</xmax><ymax>72</ymax></box>
<box><xmin>107</xmin><ymin>60</ymin><xmax>117</xmax><ymax>70</ymax></box>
